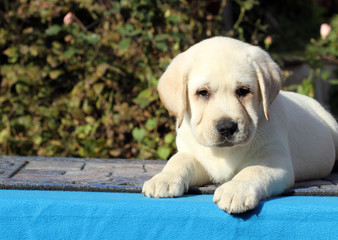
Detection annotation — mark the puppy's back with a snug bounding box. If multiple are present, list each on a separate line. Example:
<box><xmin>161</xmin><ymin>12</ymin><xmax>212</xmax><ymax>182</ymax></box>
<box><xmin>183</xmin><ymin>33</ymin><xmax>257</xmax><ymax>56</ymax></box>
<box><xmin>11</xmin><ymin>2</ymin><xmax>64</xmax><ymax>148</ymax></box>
<box><xmin>277</xmin><ymin>91</ymin><xmax>337</xmax><ymax>180</ymax></box>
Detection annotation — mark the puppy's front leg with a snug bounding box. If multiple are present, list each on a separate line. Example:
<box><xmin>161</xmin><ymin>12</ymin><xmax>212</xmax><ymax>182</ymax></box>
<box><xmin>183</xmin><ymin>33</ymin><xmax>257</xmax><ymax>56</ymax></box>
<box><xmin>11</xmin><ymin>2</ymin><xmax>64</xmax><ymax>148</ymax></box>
<box><xmin>142</xmin><ymin>152</ymin><xmax>209</xmax><ymax>198</ymax></box>
<box><xmin>213</xmin><ymin>156</ymin><xmax>294</xmax><ymax>214</ymax></box>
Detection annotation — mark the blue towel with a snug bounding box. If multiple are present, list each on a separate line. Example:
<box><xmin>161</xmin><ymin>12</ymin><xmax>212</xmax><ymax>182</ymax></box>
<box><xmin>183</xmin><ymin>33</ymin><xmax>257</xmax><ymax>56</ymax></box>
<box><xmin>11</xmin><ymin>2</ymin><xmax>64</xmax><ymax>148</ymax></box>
<box><xmin>0</xmin><ymin>190</ymin><xmax>337</xmax><ymax>239</ymax></box>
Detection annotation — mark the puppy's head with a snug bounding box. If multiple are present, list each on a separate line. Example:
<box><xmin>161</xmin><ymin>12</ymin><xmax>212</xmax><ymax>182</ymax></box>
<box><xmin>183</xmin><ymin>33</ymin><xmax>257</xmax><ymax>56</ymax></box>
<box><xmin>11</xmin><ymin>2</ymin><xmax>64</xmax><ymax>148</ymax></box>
<box><xmin>158</xmin><ymin>37</ymin><xmax>281</xmax><ymax>147</ymax></box>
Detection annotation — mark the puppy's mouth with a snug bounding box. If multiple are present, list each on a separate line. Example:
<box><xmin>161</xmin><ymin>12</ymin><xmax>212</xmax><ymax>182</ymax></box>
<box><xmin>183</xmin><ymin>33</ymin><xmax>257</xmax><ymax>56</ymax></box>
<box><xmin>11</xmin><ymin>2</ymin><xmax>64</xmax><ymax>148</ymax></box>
<box><xmin>212</xmin><ymin>130</ymin><xmax>253</xmax><ymax>148</ymax></box>
<box><xmin>213</xmin><ymin>136</ymin><xmax>251</xmax><ymax>148</ymax></box>
<box><xmin>213</xmin><ymin>139</ymin><xmax>235</xmax><ymax>147</ymax></box>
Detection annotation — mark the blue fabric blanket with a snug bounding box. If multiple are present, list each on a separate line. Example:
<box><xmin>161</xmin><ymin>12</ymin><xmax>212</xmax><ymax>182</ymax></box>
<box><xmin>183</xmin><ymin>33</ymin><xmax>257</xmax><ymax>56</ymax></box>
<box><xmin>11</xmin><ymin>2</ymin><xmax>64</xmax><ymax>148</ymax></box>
<box><xmin>0</xmin><ymin>190</ymin><xmax>337</xmax><ymax>239</ymax></box>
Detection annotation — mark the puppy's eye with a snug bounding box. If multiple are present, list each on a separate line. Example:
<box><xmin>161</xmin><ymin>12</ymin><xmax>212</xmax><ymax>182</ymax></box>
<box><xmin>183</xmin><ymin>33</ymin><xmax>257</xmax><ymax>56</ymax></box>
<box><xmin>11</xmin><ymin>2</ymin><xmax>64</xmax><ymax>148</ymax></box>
<box><xmin>196</xmin><ymin>90</ymin><xmax>210</xmax><ymax>98</ymax></box>
<box><xmin>236</xmin><ymin>87</ymin><xmax>251</xmax><ymax>98</ymax></box>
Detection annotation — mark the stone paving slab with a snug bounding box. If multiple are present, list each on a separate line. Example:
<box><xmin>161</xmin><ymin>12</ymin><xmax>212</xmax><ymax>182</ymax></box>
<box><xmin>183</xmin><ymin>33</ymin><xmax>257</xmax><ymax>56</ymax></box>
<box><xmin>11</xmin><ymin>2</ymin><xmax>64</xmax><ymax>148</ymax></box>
<box><xmin>0</xmin><ymin>156</ymin><xmax>337</xmax><ymax>196</ymax></box>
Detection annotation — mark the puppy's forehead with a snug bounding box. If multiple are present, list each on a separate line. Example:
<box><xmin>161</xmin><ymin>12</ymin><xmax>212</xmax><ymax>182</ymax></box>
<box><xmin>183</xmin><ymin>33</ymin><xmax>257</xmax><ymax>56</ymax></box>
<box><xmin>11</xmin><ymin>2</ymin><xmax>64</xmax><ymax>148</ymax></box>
<box><xmin>183</xmin><ymin>37</ymin><xmax>258</xmax><ymax>90</ymax></box>
<box><xmin>188</xmin><ymin>52</ymin><xmax>255</xmax><ymax>90</ymax></box>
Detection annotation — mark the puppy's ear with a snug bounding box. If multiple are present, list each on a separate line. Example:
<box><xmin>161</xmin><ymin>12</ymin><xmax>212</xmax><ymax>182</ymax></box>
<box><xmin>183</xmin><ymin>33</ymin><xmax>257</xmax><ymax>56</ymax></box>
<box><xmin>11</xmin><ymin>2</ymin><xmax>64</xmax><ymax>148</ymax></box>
<box><xmin>158</xmin><ymin>53</ymin><xmax>189</xmax><ymax>128</ymax></box>
<box><xmin>249</xmin><ymin>47</ymin><xmax>281</xmax><ymax>120</ymax></box>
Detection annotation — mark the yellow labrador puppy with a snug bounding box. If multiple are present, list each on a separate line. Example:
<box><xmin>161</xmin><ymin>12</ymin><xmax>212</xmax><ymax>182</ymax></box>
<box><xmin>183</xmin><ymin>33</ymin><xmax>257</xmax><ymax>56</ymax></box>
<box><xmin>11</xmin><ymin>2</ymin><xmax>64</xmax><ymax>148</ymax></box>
<box><xmin>142</xmin><ymin>37</ymin><xmax>338</xmax><ymax>214</ymax></box>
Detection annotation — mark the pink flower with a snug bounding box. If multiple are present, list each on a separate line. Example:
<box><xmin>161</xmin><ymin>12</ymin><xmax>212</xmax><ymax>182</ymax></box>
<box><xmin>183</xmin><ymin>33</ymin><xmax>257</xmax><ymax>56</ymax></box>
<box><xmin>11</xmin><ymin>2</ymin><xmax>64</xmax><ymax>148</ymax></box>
<box><xmin>264</xmin><ymin>36</ymin><xmax>272</xmax><ymax>49</ymax></box>
<box><xmin>63</xmin><ymin>12</ymin><xmax>73</xmax><ymax>25</ymax></box>
<box><xmin>320</xmin><ymin>23</ymin><xmax>331</xmax><ymax>39</ymax></box>
<box><xmin>265</xmin><ymin>36</ymin><xmax>272</xmax><ymax>45</ymax></box>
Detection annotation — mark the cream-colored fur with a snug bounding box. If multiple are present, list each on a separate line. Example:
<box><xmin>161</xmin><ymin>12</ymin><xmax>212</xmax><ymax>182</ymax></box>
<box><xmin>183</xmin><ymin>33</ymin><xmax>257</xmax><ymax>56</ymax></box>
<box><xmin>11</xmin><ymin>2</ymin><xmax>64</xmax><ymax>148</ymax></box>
<box><xmin>142</xmin><ymin>37</ymin><xmax>338</xmax><ymax>214</ymax></box>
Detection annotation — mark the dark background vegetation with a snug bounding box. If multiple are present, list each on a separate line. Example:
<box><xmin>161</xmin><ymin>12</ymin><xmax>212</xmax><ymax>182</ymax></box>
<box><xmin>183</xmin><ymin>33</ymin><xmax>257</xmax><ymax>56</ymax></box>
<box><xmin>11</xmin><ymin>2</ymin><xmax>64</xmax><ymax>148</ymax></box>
<box><xmin>0</xmin><ymin>0</ymin><xmax>337</xmax><ymax>160</ymax></box>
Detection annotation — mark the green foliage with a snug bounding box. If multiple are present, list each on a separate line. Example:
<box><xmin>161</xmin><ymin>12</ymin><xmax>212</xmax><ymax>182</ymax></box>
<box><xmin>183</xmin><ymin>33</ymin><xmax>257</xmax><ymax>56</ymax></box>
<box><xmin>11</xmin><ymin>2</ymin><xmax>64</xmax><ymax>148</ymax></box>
<box><xmin>312</xmin><ymin>14</ymin><xmax>338</xmax><ymax>114</ymax></box>
<box><xmin>306</xmin><ymin>14</ymin><xmax>338</xmax><ymax>69</ymax></box>
<box><xmin>0</xmin><ymin>0</ymin><xmax>230</xmax><ymax>159</ymax></box>
<box><xmin>284</xmin><ymin>70</ymin><xmax>316</xmax><ymax>97</ymax></box>
<box><xmin>288</xmin><ymin>14</ymin><xmax>338</xmax><ymax>102</ymax></box>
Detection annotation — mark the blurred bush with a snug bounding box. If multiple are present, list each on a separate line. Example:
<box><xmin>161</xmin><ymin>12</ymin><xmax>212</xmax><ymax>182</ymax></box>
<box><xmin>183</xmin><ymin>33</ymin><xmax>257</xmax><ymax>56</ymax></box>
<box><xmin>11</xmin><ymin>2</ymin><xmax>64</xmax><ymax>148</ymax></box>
<box><xmin>306</xmin><ymin>14</ymin><xmax>338</xmax><ymax>114</ymax></box>
<box><xmin>0</xmin><ymin>0</ymin><xmax>336</xmax><ymax>159</ymax></box>
<box><xmin>306</xmin><ymin>15</ymin><xmax>338</xmax><ymax>69</ymax></box>
<box><xmin>0</xmin><ymin>0</ymin><xmax>229</xmax><ymax>159</ymax></box>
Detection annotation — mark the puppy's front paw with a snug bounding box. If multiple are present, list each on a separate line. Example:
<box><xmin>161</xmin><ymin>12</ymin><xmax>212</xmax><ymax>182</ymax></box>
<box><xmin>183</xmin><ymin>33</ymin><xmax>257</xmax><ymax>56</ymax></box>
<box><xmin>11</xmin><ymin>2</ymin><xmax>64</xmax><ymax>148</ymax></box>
<box><xmin>213</xmin><ymin>181</ymin><xmax>261</xmax><ymax>214</ymax></box>
<box><xmin>142</xmin><ymin>172</ymin><xmax>189</xmax><ymax>198</ymax></box>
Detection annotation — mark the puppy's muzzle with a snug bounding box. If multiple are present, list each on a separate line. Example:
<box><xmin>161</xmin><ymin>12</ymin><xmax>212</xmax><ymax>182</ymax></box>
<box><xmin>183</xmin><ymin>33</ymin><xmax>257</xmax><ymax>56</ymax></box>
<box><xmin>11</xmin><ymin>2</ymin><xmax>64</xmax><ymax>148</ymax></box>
<box><xmin>216</xmin><ymin>119</ymin><xmax>238</xmax><ymax>139</ymax></box>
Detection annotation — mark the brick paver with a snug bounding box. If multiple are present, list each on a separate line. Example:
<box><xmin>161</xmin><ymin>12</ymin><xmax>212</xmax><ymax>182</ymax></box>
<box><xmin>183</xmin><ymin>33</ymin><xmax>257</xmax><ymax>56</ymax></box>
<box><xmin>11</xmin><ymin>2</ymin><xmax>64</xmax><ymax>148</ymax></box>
<box><xmin>0</xmin><ymin>156</ymin><xmax>337</xmax><ymax>196</ymax></box>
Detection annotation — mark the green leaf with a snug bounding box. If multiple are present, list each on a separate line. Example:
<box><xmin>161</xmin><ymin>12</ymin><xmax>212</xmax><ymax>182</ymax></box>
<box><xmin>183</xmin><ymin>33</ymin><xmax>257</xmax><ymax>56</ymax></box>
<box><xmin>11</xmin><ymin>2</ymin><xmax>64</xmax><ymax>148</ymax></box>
<box><xmin>133</xmin><ymin>88</ymin><xmax>152</xmax><ymax>108</ymax></box>
<box><xmin>133</xmin><ymin>98</ymin><xmax>150</xmax><ymax>109</ymax></box>
<box><xmin>138</xmin><ymin>88</ymin><xmax>151</xmax><ymax>98</ymax></box>
<box><xmin>164</xmin><ymin>133</ymin><xmax>175</xmax><ymax>144</ymax></box>
<box><xmin>29</xmin><ymin>45</ymin><xmax>39</xmax><ymax>56</ymax></box>
<box><xmin>0</xmin><ymin>29</ymin><xmax>7</xmax><ymax>46</ymax></box>
<box><xmin>3</xmin><ymin>47</ymin><xmax>19</xmax><ymax>63</ymax></box>
<box><xmin>96</xmin><ymin>64</ymin><xmax>108</xmax><ymax>77</ymax></box>
<box><xmin>155</xmin><ymin>42</ymin><xmax>168</xmax><ymax>51</ymax></box>
<box><xmin>119</xmin><ymin>38</ymin><xmax>131</xmax><ymax>51</ymax></box>
<box><xmin>49</xmin><ymin>70</ymin><xmax>63</xmax><ymax>79</ymax></box>
<box><xmin>15</xmin><ymin>83</ymin><xmax>29</xmax><ymax>94</ymax></box>
<box><xmin>321</xmin><ymin>71</ymin><xmax>330</xmax><ymax>80</ymax></box>
<box><xmin>83</xmin><ymin>99</ymin><xmax>93</xmax><ymax>114</ymax></box>
<box><xmin>86</xmin><ymin>34</ymin><xmax>100</xmax><ymax>44</ymax></box>
<box><xmin>0</xmin><ymin>129</ymin><xmax>9</xmax><ymax>144</ymax></box>
<box><xmin>130</xmin><ymin>29</ymin><xmax>142</xmax><ymax>36</ymax></box>
<box><xmin>45</xmin><ymin>25</ymin><xmax>62</xmax><ymax>36</ymax></box>
<box><xmin>75</xmin><ymin>124</ymin><xmax>93</xmax><ymax>139</ymax></box>
<box><xmin>33</xmin><ymin>135</ymin><xmax>43</xmax><ymax>145</ymax></box>
<box><xmin>116</xmin><ymin>23</ymin><xmax>133</xmax><ymax>35</ymax></box>
<box><xmin>144</xmin><ymin>137</ymin><xmax>153</xmax><ymax>148</ymax></box>
<box><xmin>167</xmin><ymin>14</ymin><xmax>179</xmax><ymax>23</ymax></box>
<box><xmin>64</xmin><ymin>47</ymin><xmax>75</xmax><ymax>59</ymax></box>
<box><xmin>329</xmin><ymin>79</ymin><xmax>338</xmax><ymax>85</ymax></box>
<box><xmin>157</xmin><ymin>146</ymin><xmax>171</xmax><ymax>160</ymax></box>
<box><xmin>155</xmin><ymin>34</ymin><xmax>169</xmax><ymax>42</ymax></box>
<box><xmin>132</xmin><ymin>127</ymin><xmax>146</xmax><ymax>142</ymax></box>
<box><xmin>93</xmin><ymin>83</ymin><xmax>105</xmax><ymax>95</ymax></box>
<box><xmin>17</xmin><ymin>115</ymin><xmax>32</xmax><ymax>127</ymax></box>
<box><xmin>145</xmin><ymin>118</ymin><xmax>157</xmax><ymax>131</ymax></box>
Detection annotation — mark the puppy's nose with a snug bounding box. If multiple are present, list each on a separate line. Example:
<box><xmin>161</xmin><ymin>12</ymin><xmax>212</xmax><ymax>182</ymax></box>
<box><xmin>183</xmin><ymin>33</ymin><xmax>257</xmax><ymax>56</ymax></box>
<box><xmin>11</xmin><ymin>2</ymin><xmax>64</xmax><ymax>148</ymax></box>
<box><xmin>216</xmin><ymin>119</ymin><xmax>238</xmax><ymax>138</ymax></box>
